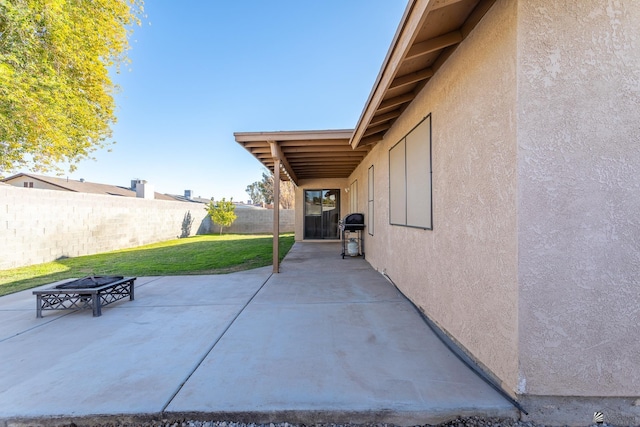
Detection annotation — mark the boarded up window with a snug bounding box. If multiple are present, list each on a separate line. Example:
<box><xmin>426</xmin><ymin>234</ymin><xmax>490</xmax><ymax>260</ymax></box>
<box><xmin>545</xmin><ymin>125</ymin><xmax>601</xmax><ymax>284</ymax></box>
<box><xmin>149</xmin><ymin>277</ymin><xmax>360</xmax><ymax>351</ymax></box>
<box><xmin>350</xmin><ymin>180</ymin><xmax>358</xmax><ymax>213</ymax></box>
<box><xmin>388</xmin><ymin>114</ymin><xmax>432</xmax><ymax>229</ymax></box>
<box><xmin>368</xmin><ymin>165</ymin><xmax>374</xmax><ymax>236</ymax></box>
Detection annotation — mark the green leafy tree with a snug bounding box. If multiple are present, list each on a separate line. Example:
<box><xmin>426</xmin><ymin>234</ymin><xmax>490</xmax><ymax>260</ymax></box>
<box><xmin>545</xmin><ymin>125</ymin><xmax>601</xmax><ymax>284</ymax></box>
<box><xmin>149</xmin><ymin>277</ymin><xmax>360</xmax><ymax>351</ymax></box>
<box><xmin>253</xmin><ymin>169</ymin><xmax>274</xmax><ymax>205</ymax></box>
<box><xmin>246</xmin><ymin>169</ymin><xmax>295</xmax><ymax>209</ymax></box>
<box><xmin>0</xmin><ymin>0</ymin><xmax>144</xmax><ymax>174</ymax></box>
<box><xmin>245</xmin><ymin>182</ymin><xmax>265</xmax><ymax>205</ymax></box>
<box><xmin>205</xmin><ymin>198</ymin><xmax>237</xmax><ymax>235</ymax></box>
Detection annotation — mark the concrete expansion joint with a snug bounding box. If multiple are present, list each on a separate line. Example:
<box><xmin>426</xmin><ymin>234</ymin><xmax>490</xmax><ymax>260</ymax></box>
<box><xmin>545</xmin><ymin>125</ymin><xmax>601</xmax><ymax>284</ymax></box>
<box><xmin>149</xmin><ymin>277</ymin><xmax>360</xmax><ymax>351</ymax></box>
<box><xmin>160</xmin><ymin>273</ymin><xmax>274</xmax><ymax>413</ymax></box>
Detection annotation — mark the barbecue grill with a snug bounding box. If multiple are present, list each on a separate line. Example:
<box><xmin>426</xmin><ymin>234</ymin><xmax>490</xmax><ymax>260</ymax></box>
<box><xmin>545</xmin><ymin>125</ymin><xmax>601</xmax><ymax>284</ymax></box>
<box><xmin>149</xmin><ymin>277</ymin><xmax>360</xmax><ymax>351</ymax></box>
<box><xmin>339</xmin><ymin>213</ymin><xmax>365</xmax><ymax>259</ymax></box>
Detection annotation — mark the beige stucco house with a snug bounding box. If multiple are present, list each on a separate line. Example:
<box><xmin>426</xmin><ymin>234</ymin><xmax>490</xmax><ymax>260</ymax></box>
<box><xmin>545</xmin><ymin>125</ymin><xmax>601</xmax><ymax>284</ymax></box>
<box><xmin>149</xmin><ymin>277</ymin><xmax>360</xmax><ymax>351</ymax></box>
<box><xmin>235</xmin><ymin>1</ymin><xmax>640</xmax><ymax>425</ymax></box>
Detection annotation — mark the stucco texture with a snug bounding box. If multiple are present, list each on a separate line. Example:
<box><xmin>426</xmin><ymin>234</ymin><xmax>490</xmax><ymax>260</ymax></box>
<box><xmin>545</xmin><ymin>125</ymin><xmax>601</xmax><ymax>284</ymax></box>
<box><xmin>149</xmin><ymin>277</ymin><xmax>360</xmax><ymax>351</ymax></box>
<box><xmin>350</xmin><ymin>0</ymin><xmax>520</xmax><ymax>393</ymax></box>
<box><xmin>517</xmin><ymin>0</ymin><xmax>640</xmax><ymax>396</ymax></box>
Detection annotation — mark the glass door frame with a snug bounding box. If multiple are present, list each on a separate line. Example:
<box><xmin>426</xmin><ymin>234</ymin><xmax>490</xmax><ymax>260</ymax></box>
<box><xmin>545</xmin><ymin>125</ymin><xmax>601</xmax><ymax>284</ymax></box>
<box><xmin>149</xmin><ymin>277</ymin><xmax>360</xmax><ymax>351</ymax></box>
<box><xmin>303</xmin><ymin>189</ymin><xmax>341</xmax><ymax>240</ymax></box>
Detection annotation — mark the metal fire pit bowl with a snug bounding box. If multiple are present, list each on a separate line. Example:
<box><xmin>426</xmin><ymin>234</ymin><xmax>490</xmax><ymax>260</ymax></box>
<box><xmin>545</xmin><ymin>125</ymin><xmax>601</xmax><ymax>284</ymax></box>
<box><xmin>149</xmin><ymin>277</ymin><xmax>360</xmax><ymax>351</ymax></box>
<box><xmin>55</xmin><ymin>275</ymin><xmax>125</xmax><ymax>290</ymax></box>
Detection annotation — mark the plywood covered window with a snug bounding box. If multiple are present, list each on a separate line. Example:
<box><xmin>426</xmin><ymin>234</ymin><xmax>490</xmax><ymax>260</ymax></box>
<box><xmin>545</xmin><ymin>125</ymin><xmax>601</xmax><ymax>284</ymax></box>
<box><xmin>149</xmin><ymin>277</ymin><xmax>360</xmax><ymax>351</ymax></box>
<box><xmin>349</xmin><ymin>180</ymin><xmax>358</xmax><ymax>213</ymax></box>
<box><xmin>389</xmin><ymin>114</ymin><xmax>432</xmax><ymax>230</ymax></box>
<box><xmin>368</xmin><ymin>165</ymin><xmax>374</xmax><ymax>236</ymax></box>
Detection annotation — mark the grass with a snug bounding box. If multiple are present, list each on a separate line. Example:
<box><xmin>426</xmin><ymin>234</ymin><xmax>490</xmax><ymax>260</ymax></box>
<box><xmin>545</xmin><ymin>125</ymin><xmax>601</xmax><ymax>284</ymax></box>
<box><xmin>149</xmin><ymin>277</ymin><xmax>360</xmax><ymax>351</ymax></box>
<box><xmin>0</xmin><ymin>234</ymin><xmax>295</xmax><ymax>297</ymax></box>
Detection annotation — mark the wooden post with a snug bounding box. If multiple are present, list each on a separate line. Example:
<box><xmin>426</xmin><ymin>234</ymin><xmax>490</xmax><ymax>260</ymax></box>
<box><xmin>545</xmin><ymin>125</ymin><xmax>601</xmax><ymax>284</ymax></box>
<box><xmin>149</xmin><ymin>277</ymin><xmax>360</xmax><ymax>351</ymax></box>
<box><xmin>273</xmin><ymin>159</ymin><xmax>281</xmax><ymax>273</ymax></box>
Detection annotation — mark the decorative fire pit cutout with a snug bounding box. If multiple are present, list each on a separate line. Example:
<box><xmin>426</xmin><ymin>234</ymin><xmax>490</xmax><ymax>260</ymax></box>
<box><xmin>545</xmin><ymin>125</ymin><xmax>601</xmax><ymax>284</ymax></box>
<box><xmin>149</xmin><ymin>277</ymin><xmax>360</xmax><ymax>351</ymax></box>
<box><xmin>55</xmin><ymin>275</ymin><xmax>124</xmax><ymax>290</ymax></box>
<box><xmin>34</xmin><ymin>276</ymin><xmax>136</xmax><ymax>317</ymax></box>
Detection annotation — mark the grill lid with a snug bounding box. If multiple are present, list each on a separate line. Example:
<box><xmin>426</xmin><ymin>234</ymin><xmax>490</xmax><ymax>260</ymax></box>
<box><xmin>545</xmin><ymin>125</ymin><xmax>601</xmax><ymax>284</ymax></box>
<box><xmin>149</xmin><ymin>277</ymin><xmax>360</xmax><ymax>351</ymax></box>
<box><xmin>344</xmin><ymin>213</ymin><xmax>364</xmax><ymax>224</ymax></box>
<box><xmin>341</xmin><ymin>213</ymin><xmax>365</xmax><ymax>231</ymax></box>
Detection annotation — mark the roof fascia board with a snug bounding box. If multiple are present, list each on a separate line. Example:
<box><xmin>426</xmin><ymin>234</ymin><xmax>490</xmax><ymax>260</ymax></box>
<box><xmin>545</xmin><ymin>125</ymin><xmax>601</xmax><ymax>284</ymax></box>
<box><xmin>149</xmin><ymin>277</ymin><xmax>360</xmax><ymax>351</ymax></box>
<box><xmin>234</xmin><ymin>129</ymin><xmax>353</xmax><ymax>142</ymax></box>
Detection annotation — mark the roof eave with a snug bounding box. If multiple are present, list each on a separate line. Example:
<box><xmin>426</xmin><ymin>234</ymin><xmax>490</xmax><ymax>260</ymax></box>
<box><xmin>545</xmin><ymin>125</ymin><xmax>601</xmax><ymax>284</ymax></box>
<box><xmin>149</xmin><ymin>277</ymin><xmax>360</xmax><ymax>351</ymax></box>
<box><xmin>350</xmin><ymin>0</ymin><xmax>425</xmax><ymax>149</ymax></box>
<box><xmin>234</xmin><ymin>129</ymin><xmax>354</xmax><ymax>142</ymax></box>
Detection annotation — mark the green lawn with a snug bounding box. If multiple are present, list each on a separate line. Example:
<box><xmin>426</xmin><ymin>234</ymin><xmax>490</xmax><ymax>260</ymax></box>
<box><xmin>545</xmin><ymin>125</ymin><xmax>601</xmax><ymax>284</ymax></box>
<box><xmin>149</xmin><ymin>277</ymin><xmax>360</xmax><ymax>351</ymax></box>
<box><xmin>0</xmin><ymin>234</ymin><xmax>295</xmax><ymax>297</ymax></box>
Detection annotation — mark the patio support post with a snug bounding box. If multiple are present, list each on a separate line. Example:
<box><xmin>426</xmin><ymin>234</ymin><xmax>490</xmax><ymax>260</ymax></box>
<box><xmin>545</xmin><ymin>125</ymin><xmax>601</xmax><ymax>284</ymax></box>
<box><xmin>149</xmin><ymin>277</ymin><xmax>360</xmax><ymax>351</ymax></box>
<box><xmin>273</xmin><ymin>158</ymin><xmax>281</xmax><ymax>273</ymax></box>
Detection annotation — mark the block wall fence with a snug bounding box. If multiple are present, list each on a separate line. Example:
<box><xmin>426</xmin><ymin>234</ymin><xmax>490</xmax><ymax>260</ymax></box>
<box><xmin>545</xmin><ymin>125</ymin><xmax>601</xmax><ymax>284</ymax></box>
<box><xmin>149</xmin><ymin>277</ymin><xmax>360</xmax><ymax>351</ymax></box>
<box><xmin>0</xmin><ymin>186</ymin><xmax>294</xmax><ymax>270</ymax></box>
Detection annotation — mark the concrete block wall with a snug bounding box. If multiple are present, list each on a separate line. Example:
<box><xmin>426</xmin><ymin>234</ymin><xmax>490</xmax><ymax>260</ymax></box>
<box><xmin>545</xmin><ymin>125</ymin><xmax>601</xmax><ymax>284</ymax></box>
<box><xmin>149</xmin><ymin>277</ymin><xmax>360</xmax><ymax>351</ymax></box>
<box><xmin>1</xmin><ymin>186</ymin><xmax>295</xmax><ymax>270</ymax></box>
<box><xmin>1</xmin><ymin>186</ymin><xmax>212</xmax><ymax>269</ymax></box>
<box><xmin>0</xmin><ymin>185</ymin><xmax>294</xmax><ymax>270</ymax></box>
<box><xmin>210</xmin><ymin>208</ymin><xmax>295</xmax><ymax>235</ymax></box>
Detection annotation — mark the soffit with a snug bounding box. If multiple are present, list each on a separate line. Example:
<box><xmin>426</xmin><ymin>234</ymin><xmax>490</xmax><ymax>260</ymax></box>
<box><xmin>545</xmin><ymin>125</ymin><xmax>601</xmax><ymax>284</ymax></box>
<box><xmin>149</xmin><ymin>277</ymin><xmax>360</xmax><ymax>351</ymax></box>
<box><xmin>350</xmin><ymin>0</ymin><xmax>496</xmax><ymax>148</ymax></box>
<box><xmin>234</xmin><ymin>130</ymin><xmax>370</xmax><ymax>185</ymax></box>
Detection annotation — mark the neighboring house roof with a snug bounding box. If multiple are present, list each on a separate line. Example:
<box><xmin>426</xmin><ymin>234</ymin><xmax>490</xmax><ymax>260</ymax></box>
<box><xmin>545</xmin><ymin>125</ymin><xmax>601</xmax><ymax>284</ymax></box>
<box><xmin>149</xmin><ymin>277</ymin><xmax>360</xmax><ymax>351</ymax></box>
<box><xmin>235</xmin><ymin>0</ymin><xmax>495</xmax><ymax>181</ymax></box>
<box><xmin>1</xmin><ymin>173</ymin><xmax>177</xmax><ymax>201</ymax></box>
<box><xmin>169</xmin><ymin>194</ymin><xmax>210</xmax><ymax>204</ymax></box>
<box><xmin>234</xmin><ymin>203</ymin><xmax>267</xmax><ymax>210</ymax></box>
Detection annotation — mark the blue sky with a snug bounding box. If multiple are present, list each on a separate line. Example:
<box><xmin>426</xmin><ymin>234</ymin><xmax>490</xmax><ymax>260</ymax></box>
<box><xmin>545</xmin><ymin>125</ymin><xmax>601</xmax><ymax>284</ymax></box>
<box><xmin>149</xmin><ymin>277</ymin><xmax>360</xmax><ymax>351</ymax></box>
<box><xmin>66</xmin><ymin>1</ymin><xmax>407</xmax><ymax>201</ymax></box>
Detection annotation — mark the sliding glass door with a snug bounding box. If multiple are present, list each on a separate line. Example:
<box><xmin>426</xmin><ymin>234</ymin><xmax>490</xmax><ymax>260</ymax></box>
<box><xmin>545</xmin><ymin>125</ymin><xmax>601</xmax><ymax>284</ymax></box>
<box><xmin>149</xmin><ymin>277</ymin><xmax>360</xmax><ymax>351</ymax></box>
<box><xmin>304</xmin><ymin>189</ymin><xmax>340</xmax><ymax>239</ymax></box>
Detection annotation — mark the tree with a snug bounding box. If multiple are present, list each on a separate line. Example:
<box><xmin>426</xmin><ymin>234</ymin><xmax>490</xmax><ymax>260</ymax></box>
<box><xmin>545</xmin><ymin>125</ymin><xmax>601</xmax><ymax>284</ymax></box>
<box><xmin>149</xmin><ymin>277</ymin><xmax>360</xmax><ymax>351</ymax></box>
<box><xmin>245</xmin><ymin>182</ymin><xmax>265</xmax><ymax>205</ymax></box>
<box><xmin>0</xmin><ymin>0</ymin><xmax>143</xmax><ymax>175</ymax></box>
<box><xmin>205</xmin><ymin>198</ymin><xmax>237</xmax><ymax>235</ymax></box>
<box><xmin>246</xmin><ymin>169</ymin><xmax>295</xmax><ymax>209</ymax></box>
<box><xmin>279</xmin><ymin>179</ymin><xmax>295</xmax><ymax>209</ymax></box>
<box><xmin>259</xmin><ymin>169</ymin><xmax>274</xmax><ymax>205</ymax></box>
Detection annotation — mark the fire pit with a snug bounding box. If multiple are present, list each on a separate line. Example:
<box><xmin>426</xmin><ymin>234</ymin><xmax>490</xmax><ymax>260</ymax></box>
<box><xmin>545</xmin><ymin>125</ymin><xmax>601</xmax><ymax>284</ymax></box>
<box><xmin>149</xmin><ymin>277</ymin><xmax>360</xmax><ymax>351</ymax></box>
<box><xmin>54</xmin><ymin>275</ymin><xmax>124</xmax><ymax>289</ymax></box>
<box><xmin>33</xmin><ymin>276</ymin><xmax>136</xmax><ymax>317</ymax></box>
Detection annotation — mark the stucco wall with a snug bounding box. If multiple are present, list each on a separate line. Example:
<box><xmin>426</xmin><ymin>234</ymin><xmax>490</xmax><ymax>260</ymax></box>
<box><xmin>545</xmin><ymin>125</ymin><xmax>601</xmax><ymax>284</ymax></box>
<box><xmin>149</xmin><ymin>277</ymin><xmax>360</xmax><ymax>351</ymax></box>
<box><xmin>517</xmin><ymin>0</ymin><xmax>640</xmax><ymax>396</ymax></box>
<box><xmin>349</xmin><ymin>0</ymin><xmax>520</xmax><ymax>393</ymax></box>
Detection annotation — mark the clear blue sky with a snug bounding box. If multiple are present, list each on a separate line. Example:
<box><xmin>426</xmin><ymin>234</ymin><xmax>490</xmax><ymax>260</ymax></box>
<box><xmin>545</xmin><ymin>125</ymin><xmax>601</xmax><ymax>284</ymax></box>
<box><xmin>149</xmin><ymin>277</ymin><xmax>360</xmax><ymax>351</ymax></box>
<box><xmin>66</xmin><ymin>1</ymin><xmax>407</xmax><ymax>201</ymax></box>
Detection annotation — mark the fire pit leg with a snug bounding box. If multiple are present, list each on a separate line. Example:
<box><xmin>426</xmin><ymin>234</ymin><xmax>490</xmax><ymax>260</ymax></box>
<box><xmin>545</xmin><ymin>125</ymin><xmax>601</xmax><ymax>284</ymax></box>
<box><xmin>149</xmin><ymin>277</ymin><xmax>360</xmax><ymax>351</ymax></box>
<box><xmin>91</xmin><ymin>294</ymin><xmax>102</xmax><ymax>317</ymax></box>
<box><xmin>36</xmin><ymin>295</ymin><xmax>43</xmax><ymax>318</ymax></box>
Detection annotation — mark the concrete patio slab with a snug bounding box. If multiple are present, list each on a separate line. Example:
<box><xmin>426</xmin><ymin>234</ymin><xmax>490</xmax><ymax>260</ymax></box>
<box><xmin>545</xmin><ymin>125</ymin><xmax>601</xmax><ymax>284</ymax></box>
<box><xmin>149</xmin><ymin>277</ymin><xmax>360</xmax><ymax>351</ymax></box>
<box><xmin>0</xmin><ymin>243</ymin><xmax>518</xmax><ymax>426</ymax></box>
<box><xmin>0</xmin><ymin>269</ymin><xmax>272</xmax><ymax>419</ymax></box>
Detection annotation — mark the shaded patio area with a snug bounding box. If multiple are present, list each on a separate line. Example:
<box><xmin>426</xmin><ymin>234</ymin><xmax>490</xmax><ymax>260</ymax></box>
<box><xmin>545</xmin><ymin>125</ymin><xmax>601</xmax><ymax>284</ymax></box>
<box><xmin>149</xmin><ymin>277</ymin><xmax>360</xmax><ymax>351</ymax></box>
<box><xmin>0</xmin><ymin>242</ymin><xmax>517</xmax><ymax>426</ymax></box>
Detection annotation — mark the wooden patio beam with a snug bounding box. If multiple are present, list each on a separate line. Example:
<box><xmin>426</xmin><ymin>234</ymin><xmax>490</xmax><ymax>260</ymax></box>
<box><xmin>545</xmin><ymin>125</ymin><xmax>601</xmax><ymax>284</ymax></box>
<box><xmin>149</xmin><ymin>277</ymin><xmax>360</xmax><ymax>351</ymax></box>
<box><xmin>389</xmin><ymin>68</ymin><xmax>434</xmax><ymax>90</ymax></box>
<box><xmin>363</xmin><ymin>123</ymin><xmax>391</xmax><ymax>138</ymax></box>
<box><xmin>405</xmin><ymin>31</ymin><xmax>463</xmax><ymax>61</ymax></box>
<box><xmin>377</xmin><ymin>93</ymin><xmax>415</xmax><ymax>113</ymax></box>
<box><xmin>359</xmin><ymin>134</ymin><xmax>384</xmax><ymax>147</ymax></box>
<box><xmin>283</xmin><ymin>146</ymin><xmax>358</xmax><ymax>153</ymax></box>
<box><xmin>272</xmin><ymin>158</ymin><xmax>280</xmax><ymax>273</ymax></box>
<box><xmin>370</xmin><ymin>111</ymin><xmax>402</xmax><ymax>127</ymax></box>
<box><xmin>269</xmin><ymin>141</ymin><xmax>298</xmax><ymax>185</ymax></box>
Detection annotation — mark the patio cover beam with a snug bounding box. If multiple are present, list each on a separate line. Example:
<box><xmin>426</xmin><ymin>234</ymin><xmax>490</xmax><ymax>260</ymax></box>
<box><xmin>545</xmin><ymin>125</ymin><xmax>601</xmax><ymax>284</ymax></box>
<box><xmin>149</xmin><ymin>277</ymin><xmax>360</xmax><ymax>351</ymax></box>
<box><xmin>269</xmin><ymin>140</ymin><xmax>299</xmax><ymax>185</ymax></box>
<box><xmin>272</xmin><ymin>158</ymin><xmax>280</xmax><ymax>273</ymax></box>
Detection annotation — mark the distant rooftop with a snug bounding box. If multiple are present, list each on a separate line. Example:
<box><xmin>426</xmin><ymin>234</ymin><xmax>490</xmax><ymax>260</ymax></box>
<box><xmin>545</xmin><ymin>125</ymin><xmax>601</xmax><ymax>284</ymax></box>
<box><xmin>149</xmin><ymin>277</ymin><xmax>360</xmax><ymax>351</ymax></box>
<box><xmin>1</xmin><ymin>172</ymin><xmax>178</xmax><ymax>201</ymax></box>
